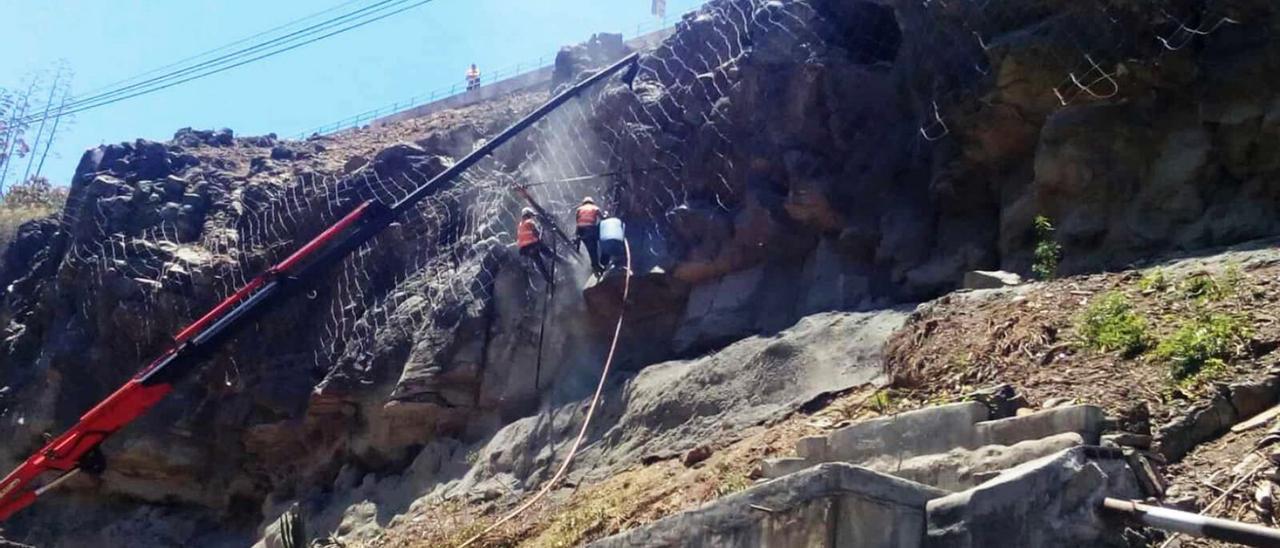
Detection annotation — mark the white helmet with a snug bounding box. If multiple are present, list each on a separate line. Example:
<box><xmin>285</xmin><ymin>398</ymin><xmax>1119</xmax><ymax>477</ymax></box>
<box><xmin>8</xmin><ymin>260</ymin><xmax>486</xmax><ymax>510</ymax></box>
<box><xmin>521</xmin><ymin>207</ymin><xmax>535</xmax><ymax>217</ymax></box>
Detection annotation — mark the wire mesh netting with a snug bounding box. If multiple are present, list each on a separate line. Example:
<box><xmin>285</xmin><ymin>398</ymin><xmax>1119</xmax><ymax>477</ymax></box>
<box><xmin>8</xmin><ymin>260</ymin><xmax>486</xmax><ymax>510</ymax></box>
<box><xmin>48</xmin><ymin>0</ymin><xmax>1250</xmax><ymax>386</ymax></box>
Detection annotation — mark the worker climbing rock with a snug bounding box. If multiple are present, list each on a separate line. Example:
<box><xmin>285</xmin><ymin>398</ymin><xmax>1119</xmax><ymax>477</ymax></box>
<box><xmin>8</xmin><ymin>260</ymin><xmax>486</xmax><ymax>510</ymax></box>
<box><xmin>598</xmin><ymin>213</ymin><xmax>626</xmax><ymax>273</ymax></box>
<box><xmin>574</xmin><ymin>196</ymin><xmax>603</xmax><ymax>275</ymax></box>
<box><xmin>517</xmin><ymin>207</ymin><xmax>555</xmax><ymax>283</ymax></box>
<box><xmin>466</xmin><ymin>63</ymin><xmax>482</xmax><ymax>91</ymax></box>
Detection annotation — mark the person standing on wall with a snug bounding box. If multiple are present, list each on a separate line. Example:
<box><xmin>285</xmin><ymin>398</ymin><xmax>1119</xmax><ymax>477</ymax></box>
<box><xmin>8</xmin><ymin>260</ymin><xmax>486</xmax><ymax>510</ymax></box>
<box><xmin>466</xmin><ymin>63</ymin><xmax>482</xmax><ymax>91</ymax></box>
<box><xmin>574</xmin><ymin>197</ymin><xmax>603</xmax><ymax>275</ymax></box>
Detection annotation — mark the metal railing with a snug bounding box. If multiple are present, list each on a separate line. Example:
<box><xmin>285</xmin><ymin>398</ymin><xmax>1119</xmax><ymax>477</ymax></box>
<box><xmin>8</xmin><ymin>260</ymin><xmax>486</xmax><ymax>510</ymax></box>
<box><xmin>294</xmin><ymin>53</ymin><xmax>555</xmax><ymax>137</ymax></box>
<box><xmin>293</xmin><ymin>6</ymin><xmax>697</xmax><ymax>139</ymax></box>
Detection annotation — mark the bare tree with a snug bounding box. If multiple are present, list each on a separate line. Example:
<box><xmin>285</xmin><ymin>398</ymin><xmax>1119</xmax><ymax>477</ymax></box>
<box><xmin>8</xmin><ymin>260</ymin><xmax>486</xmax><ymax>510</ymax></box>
<box><xmin>0</xmin><ymin>83</ymin><xmax>33</xmax><ymax>193</ymax></box>
<box><xmin>0</xmin><ymin>62</ymin><xmax>74</xmax><ymax>194</ymax></box>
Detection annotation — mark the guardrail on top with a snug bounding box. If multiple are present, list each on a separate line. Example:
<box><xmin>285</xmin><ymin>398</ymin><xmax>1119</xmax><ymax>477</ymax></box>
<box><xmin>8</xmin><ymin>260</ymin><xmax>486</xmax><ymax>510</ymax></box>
<box><xmin>293</xmin><ymin>8</ymin><xmax>694</xmax><ymax>139</ymax></box>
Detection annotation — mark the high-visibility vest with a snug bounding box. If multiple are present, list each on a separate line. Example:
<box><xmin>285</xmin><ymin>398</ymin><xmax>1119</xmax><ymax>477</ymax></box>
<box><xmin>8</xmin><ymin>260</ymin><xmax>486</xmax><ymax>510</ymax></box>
<box><xmin>517</xmin><ymin>218</ymin><xmax>540</xmax><ymax>248</ymax></box>
<box><xmin>575</xmin><ymin>204</ymin><xmax>601</xmax><ymax>227</ymax></box>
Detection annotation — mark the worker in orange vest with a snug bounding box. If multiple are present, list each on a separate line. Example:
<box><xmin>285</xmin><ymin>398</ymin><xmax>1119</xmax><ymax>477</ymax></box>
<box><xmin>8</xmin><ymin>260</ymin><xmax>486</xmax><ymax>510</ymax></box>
<box><xmin>574</xmin><ymin>197</ymin><xmax>604</xmax><ymax>275</ymax></box>
<box><xmin>517</xmin><ymin>207</ymin><xmax>554</xmax><ymax>283</ymax></box>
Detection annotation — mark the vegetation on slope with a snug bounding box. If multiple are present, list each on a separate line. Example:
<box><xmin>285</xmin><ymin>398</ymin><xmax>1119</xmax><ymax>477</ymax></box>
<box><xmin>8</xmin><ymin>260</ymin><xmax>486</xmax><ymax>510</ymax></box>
<box><xmin>0</xmin><ymin>177</ymin><xmax>66</xmax><ymax>251</ymax></box>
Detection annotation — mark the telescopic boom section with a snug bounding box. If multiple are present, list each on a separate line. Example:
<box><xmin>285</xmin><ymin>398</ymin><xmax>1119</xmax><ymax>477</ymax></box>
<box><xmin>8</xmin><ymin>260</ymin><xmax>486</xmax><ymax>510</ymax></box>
<box><xmin>0</xmin><ymin>52</ymin><xmax>639</xmax><ymax>523</ymax></box>
<box><xmin>0</xmin><ymin>202</ymin><xmax>381</xmax><ymax>522</ymax></box>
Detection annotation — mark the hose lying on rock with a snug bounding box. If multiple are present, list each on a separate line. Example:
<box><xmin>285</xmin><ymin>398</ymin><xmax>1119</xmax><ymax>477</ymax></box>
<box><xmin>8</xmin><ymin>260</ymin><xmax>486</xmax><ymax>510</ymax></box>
<box><xmin>457</xmin><ymin>239</ymin><xmax>632</xmax><ymax>547</ymax></box>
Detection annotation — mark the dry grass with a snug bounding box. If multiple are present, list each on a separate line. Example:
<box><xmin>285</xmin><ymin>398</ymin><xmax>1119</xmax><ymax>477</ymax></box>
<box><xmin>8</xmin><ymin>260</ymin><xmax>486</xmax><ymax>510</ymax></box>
<box><xmin>0</xmin><ymin>205</ymin><xmax>56</xmax><ymax>248</ymax></box>
<box><xmin>363</xmin><ymin>388</ymin><xmax>878</xmax><ymax>547</ymax></box>
<box><xmin>884</xmin><ymin>255</ymin><xmax>1280</xmax><ymax>421</ymax></box>
<box><xmin>0</xmin><ymin>177</ymin><xmax>66</xmax><ymax>253</ymax></box>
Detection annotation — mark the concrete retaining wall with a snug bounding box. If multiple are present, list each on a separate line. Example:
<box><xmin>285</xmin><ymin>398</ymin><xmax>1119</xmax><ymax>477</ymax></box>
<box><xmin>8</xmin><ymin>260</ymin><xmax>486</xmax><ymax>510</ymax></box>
<box><xmin>588</xmin><ymin>463</ymin><xmax>947</xmax><ymax>548</ymax></box>
<box><xmin>824</xmin><ymin>402</ymin><xmax>990</xmax><ymax>464</ymax></box>
<box><xmin>925</xmin><ymin>447</ymin><xmax>1143</xmax><ymax>548</ymax></box>
<box><xmin>595</xmin><ymin>448</ymin><xmax>1145</xmax><ymax>548</ymax></box>
<box><xmin>767</xmin><ymin>403</ymin><xmax>1108</xmax><ymax>491</ymax></box>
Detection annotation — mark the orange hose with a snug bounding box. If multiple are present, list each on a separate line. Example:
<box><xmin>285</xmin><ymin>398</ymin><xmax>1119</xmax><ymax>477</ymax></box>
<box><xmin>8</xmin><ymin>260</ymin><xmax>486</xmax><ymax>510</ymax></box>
<box><xmin>457</xmin><ymin>238</ymin><xmax>632</xmax><ymax>547</ymax></box>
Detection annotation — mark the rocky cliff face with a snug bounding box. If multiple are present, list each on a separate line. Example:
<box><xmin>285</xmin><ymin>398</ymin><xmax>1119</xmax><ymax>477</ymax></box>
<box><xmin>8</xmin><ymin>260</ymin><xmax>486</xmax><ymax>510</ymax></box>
<box><xmin>1</xmin><ymin>0</ymin><xmax>1279</xmax><ymax>545</ymax></box>
<box><xmin>591</xmin><ymin>0</ymin><xmax>1280</xmax><ymax>355</ymax></box>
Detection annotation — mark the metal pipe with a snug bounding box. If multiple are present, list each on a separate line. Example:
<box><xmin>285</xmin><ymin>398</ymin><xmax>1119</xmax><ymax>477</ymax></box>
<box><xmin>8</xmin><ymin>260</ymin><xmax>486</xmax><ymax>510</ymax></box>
<box><xmin>33</xmin><ymin>469</ymin><xmax>80</xmax><ymax>497</ymax></box>
<box><xmin>1103</xmin><ymin>498</ymin><xmax>1280</xmax><ymax>547</ymax></box>
<box><xmin>390</xmin><ymin>52</ymin><xmax>639</xmax><ymax>213</ymax></box>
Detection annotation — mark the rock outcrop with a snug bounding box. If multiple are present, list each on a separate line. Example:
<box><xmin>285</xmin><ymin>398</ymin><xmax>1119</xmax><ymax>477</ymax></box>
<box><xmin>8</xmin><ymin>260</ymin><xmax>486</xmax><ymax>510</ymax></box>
<box><xmin>587</xmin><ymin>0</ymin><xmax>1280</xmax><ymax>352</ymax></box>
<box><xmin>2</xmin><ymin>0</ymin><xmax>1280</xmax><ymax>545</ymax></box>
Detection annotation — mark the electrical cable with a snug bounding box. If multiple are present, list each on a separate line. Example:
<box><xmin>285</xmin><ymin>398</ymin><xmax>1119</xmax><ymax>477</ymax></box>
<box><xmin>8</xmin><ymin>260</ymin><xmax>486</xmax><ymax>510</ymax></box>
<box><xmin>78</xmin><ymin>0</ymin><xmax>370</xmax><ymax>97</ymax></box>
<box><xmin>17</xmin><ymin>0</ymin><xmax>435</xmax><ymax>124</ymax></box>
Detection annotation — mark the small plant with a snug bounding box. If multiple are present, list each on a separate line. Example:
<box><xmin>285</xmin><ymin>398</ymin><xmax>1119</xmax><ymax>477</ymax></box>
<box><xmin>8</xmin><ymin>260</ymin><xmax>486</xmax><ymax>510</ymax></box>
<box><xmin>1154</xmin><ymin>313</ymin><xmax>1251</xmax><ymax>382</ymax></box>
<box><xmin>1173</xmin><ymin>358</ymin><xmax>1231</xmax><ymax>393</ymax></box>
<box><xmin>1181</xmin><ymin>273</ymin><xmax>1227</xmax><ymax>301</ymax></box>
<box><xmin>1032</xmin><ymin>215</ymin><xmax>1062</xmax><ymax>280</ymax></box>
<box><xmin>868</xmin><ymin>390</ymin><xmax>894</xmax><ymax>415</ymax></box>
<box><xmin>1076</xmin><ymin>292</ymin><xmax>1149</xmax><ymax>357</ymax></box>
<box><xmin>713</xmin><ymin>471</ymin><xmax>753</xmax><ymax>498</ymax></box>
<box><xmin>1138</xmin><ymin>269</ymin><xmax>1170</xmax><ymax>293</ymax></box>
<box><xmin>1223</xmin><ymin>262</ymin><xmax>1244</xmax><ymax>296</ymax></box>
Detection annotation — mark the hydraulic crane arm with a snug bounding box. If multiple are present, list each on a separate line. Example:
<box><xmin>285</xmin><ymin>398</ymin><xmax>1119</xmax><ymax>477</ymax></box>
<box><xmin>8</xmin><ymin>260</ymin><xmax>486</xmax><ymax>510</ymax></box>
<box><xmin>0</xmin><ymin>52</ymin><xmax>639</xmax><ymax>522</ymax></box>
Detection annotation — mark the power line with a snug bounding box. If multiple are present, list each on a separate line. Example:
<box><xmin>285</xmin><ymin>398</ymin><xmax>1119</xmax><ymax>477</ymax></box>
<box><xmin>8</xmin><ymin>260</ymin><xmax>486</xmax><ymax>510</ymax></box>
<box><xmin>42</xmin><ymin>0</ymin><xmax>414</xmax><ymax>116</ymax></box>
<box><xmin>19</xmin><ymin>0</ymin><xmax>434</xmax><ymax>125</ymax></box>
<box><xmin>76</xmin><ymin>0</ymin><xmax>369</xmax><ymax>98</ymax></box>
<box><xmin>20</xmin><ymin>0</ymin><xmax>413</xmax><ymax>121</ymax></box>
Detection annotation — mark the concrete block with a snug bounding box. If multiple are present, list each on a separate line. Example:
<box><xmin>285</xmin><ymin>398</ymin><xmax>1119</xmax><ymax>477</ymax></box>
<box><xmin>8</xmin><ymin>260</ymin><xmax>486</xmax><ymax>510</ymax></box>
<box><xmin>870</xmin><ymin>432</ymin><xmax>1084</xmax><ymax>492</ymax></box>
<box><xmin>1101</xmin><ymin>432</ymin><xmax>1152</xmax><ymax>449</ymax></box>
<box><xmin>761</xmin><ymin>457</ymin><xmax>812</xmax><ymax>479</ymax></box>
<box><xmin>590</xmin><ymin>463</ymin><xmax>948</xmax><ymax>548</ymax></box>
<box><xmin>1155</xmin><ymin>394</ymin><xmax>1237</xmax><ymax>462</ymax></box>
<box><xmin>1229</xmin><ymin>377</ymin><xmax>1280</xmax><ymax>422</ymax></box>
<box><xmin>962</xmin><ymin>270</ymin><xmax>1022</xmax><ymax>290</ymax></box>
<box><xmin>1125</xmin><ymin>452</ymin><xmax>1166</xmax><ymax>498</ymax></box>
<box><xmin>826</xmin><ymin>402</ymin><xmax>990</xmax><ymax>464</ymax></box>
<box><xmin>975</xmin><ymin>404</ymin><xmax>1105</xmax><ymax>446</ymax></box>
<box><xmin>925</xmin><ymin>447</ymin><xmax>1143</xmax><ymax>548</ymax></box>
<box><xmin>794</xmin><ymin>436</ymin><xmax>829</xmax><ymax>461</ymax></box>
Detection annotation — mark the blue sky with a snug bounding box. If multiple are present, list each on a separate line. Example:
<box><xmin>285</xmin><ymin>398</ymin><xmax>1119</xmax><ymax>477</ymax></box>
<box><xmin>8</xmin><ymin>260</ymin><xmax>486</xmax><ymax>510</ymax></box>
<box><xmin>0</xmin><ymin>0</ymin><xmax>703</xmax><ymax>185</ymax></box>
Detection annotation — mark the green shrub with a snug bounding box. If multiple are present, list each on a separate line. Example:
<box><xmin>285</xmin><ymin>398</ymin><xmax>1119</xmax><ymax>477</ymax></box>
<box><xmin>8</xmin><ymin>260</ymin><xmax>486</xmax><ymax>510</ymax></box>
<box><xmin>1032</xmin><ymin>215</ymin><xmax>1062</xmax><ymax>280</ymax></box>
<box><xmin>1155</xmin><ymin>313</ymin><xmax>1251</xmax><ymax>381</ymax></box>
<box><xmin>1181</xmin><ymin>272</ymin><xmax>1230</xmax><ymax>301</ymax></box>
<box><xmin>1138</xmin><ymin>269</ymin><xmax>1169</xmax><ymax>293</ymax></box>
<box><xmin>1076</xmin><ymin>292</ymin><xmax>1149</xmax><ymax>356</ymax></box>
<box><xmin>869</xmin><ymin>390</ymin><xmax>893</xmax><ymax>414</ymax></box>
